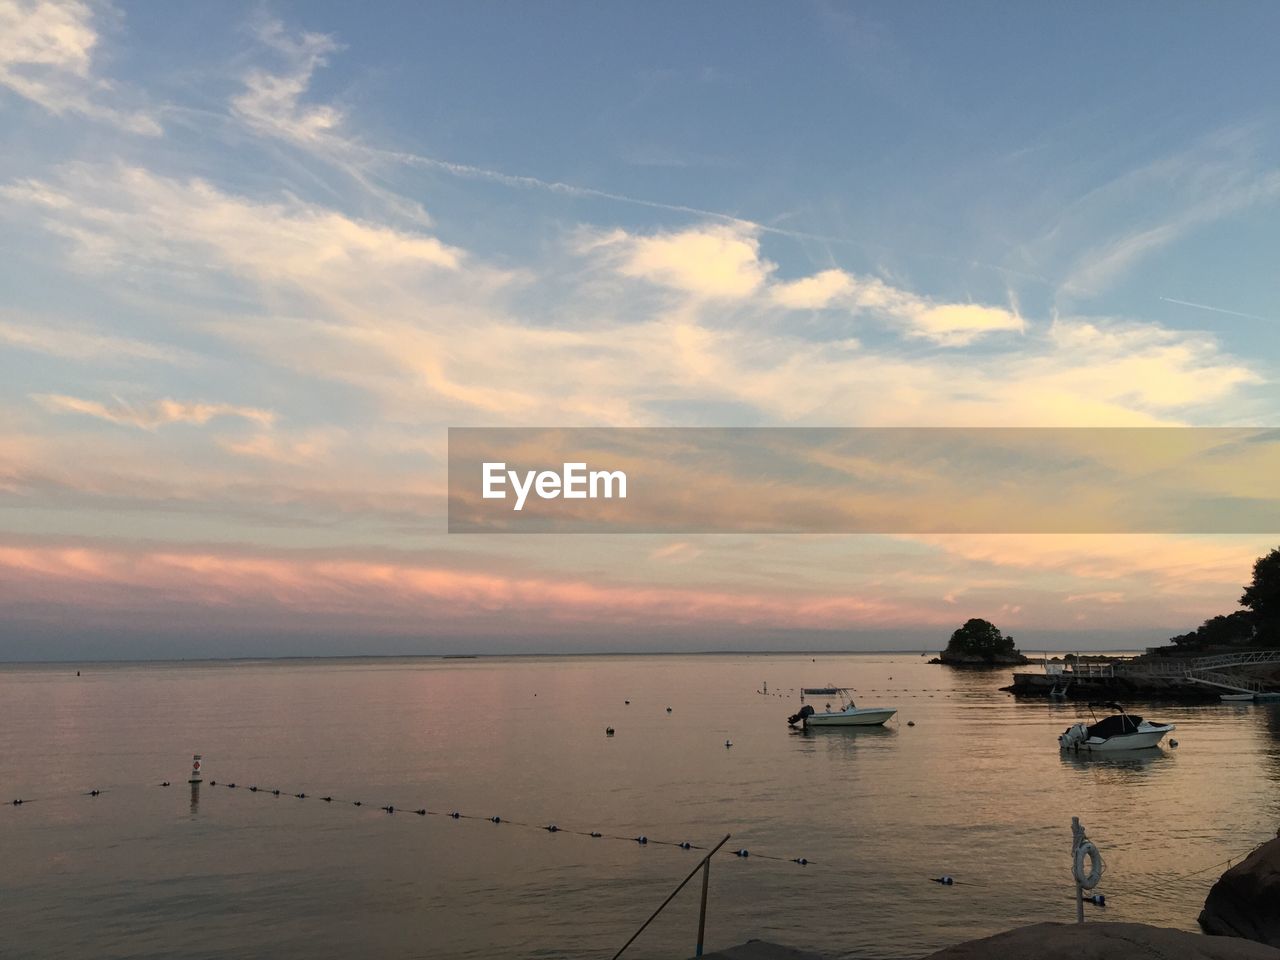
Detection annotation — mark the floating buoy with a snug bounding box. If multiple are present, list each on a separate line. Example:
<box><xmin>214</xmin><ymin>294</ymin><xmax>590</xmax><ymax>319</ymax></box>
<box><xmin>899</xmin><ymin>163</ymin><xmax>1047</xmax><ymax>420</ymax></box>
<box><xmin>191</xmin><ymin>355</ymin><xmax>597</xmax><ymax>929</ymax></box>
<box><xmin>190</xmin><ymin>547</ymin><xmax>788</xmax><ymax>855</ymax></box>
<box><xmin>1089</xmin><ymin>893</ymin><xmax>1106</xmax><ymax>906</ymax></box>
<box><xmin>161</xmin><ymin>781</ymin><xmax>171</xmax><ymax>787</ymax></box>
<box><xmin>295</xmin><ymin>793</ymin><xmax>306</xmax><ymax>799</ymax></box>
<box><xmin>679</xmin><ymin>841</ymin><xmax>692</xmax><ymax>849</ymax></box>
<box><xmin>725</xmin><ymin>740</ymin><xmax>733</xmax><ymax>748</ymax></box>
<box><xmin>249</xmin><ymin>786</ymin><xmax>258</xmax><ymax>792</ymax></box>
<box><xmin>321</xmin><ymin>796</ymin><xmax>332</xmax><ymax>802</ymax></box>
<box><xmin>11</xmin><ymin>799</ymin><xmax>22</xmax><ymax>805</ymax></box>
<box><xmin>636</xmin><ymin>835</ymin><xmax>648</xmax><ymax>844</ymax></box>
<box><xmin>934</xmin><ymin>875</ymin><xmax>955</xmax><ymax>885</ymax></box>
<box><xmin>666</xmin><ymin>707</ymin><xmax>672</xmax><ymax>713</ymax></box>
<box><xmin>382</xmin><ymin>805</ymin><xmax>394</xmax><ymax>813</ymax></box>
<box><xmin>735</xmin><ymin>849</ymin><xmax>749</xmax><ymax>857</ymax></box>
<box><xmin>589</xmin><ymin>831</ymin><xmax>602</xmax><ymax>837</ymax></box>
<box><xmin>545</xmin><ymin>824</ymin><xmax>559</xmax><ymax>832</ymax></box>
<box><xmin>624</xmin><ymin>699</ymin><xmax>630</xmax><ymax>705</ymax></box>
<box><xmin>491</xmin><ymin>816</ymin><xmax>502</xmax><ymax>823</ymax></box>
<box><xmin>1170</xmin><ymin>739</ymin><xmax>1179</xmax><ymax>747</ymax></box>
<box><xmin>794</xmin><ymin>857</ymin><xmax>808</xmax><ymax>865</ymax></box>
<box><xmin>353</xmin><ymin>801</ymin><xmax>362</xmax><ymax>806</ymax></box>
<box><xmin>606</xmin><ymin>727</ymin><xmax>615</xmax><ymax>736</ymax></box>
<box><xmin>271</xmin><ymin>789</ymin><xmax>280</xmax><ymax>796</ymax></box>
<box><xmin>88</xmin><ymin>789</ymin><xmax>100</xmax><ymax>797</ymax></box>
<box><xmin>450</xmin><ymin>811</ymin><xmax>461</xmax><ymax>819</ymax></box>
<box><xmin>227</xmin><ymin>783</ymin><xmax>236</xmax><ymax>789</ymax></box>
<box><xmin>416</xmin><ymin>809</ymin><xmax>426</xmax><ymax>816</ymax></box>
<box><xmin>907</xmin><ymin>721</ymin><xmax>916</xmax><ymax>727</ymax></box>
<box><xmin>189</xmin><ymin>754</ymin><xmax>203</xmax><ymax>785</ymax></box>
<box><xmin>210</xmin><ymin>780</ymin><xmax>217</xmax><ymax>786</ymax></box>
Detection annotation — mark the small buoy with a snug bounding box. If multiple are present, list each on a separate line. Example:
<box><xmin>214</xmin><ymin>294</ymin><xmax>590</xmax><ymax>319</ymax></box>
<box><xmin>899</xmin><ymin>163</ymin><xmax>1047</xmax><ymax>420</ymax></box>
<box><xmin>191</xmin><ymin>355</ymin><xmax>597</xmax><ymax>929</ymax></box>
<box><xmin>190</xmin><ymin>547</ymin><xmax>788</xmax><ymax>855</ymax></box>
<box><xmin>1089</xmin><ymin>893</ymin><xmax>1106</xmax><ymax>906</ymax></box>
<box><xmin>735</xmin><ymin>849</ymin><xmax>749</xmax><ymax>857</ymax></box>
<box><xmin>545</xmin><ymin>824</ymin><xmax>559</xmax><ymax>832</ymax></box>
<box><xmin>606</xmin><ymin>727</ymin><xmax>614</xmax><ymax>736</ymax></box>
<box><xmin>589</xmin><ymin>831</ymin><xmax>602</xmax><ymax>837</ymax></box>
<box><xmin>1170</xmin><ymin>739</ymin><xmax>1179</xmax><ymax>747</ymax></box>
<box><xmin>189</xmin><ymin>754</ymin><xmax>203</xmax><ymax>785</ymax></box>
<box><xmin>679</xmin><ymin>841</ymin><xmax>692</xmax><ymax>849</ymax></box>
<box><xmin>382</xmin><ymin>805</ymin><xmax>394</xmax><ymax>813</ymax></box>
<box><xmin>624</xmin><ymin>699</ymin><xmax>630</xmax><ymax>705</ymax></box>
<box><xmin>321</xmin><ymin>796</ymin><xmax>333</xmax><ymax>802</ymax></box>
<box><xmin>227</xmin><ymin>783</ymin><xmax>236</xmax><ymax>789</ymax></box>
<box><xmin>491</xmin><ymin>816</ymin><xmax>501</xmax><ymax>823</ymax></box>
<box><xmin>161</xmin><ymin>781</ymin><xmax>171</xmax><ymax>787</ymax></box>
<box><xmin>450</xmin><ymin>811</ymin><xmax>461</xmax><ymax>819</ymax></box>
<box><xmin>907</xmin><ymin>721</ymin><xmax>916</xmax><ymax>727</ymax></box>
<box><xmin>271</xmin><ymin>789</ymin><xmax>280</xmax><ymax>796</ymax></box>
<box><xmin>295</xmin><ymin>793</ymin><xmax>306</xmax><ymax>799</ymax></box>
<box><xmin>11</xmin><ymin>799</ymin><xmax>22</xmax><ymax>805</ymax></box>
<box><xmin>210</xmin><ymin>780</ymin><xmax>217</xmax><ymax>786</ymax></box>
<box><xmin>794</xmin><ymin>857</ymin><xmax>808</xmax><ymax>865</ymax></box>
<box><xmin>666</xmin><ymin>707</ymin><xmax>672</xmax><ymax>713</ymax></box>
<box><xmin>416</xmin><ymin>809</ymin><xmax>426</xmax><ymax>816</ymax></box>
<box><xmin>249</xmin><ymin>786</ymin><xmax>258</xmax><ymax>792</ymax></box>
<box><xmin>934</xmin><ymin>875</ymin><xmax>955</xmax><ymax>885</ymax></box>
<box><xmin>89</xmin><ymin>789</ymin><xmax>100</xmax><ymax>797</ymax></box>
<box><xmin>636</xmin><ymin>835</ymin><xmax>648</xmax><ymax>844</ymax></box>
<box><xmin>353</xmin><ymin>801</ymin><xmax>362</xmax><ymax>806</ymax></box>
<box><xmin>725</xmin><ymin>739</ymin><xmax>733</xmax><ymax>748</ymax></box>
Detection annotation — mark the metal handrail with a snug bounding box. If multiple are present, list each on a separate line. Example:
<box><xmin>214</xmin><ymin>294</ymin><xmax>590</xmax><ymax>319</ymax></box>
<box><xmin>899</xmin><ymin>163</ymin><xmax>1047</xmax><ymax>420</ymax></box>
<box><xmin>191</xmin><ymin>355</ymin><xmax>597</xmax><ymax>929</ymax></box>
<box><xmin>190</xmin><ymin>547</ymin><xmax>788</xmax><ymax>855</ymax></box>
<box><xmin>611</xmin><ymin>833</ymin><xmax>732</xmax><ymax>959</ymax></box>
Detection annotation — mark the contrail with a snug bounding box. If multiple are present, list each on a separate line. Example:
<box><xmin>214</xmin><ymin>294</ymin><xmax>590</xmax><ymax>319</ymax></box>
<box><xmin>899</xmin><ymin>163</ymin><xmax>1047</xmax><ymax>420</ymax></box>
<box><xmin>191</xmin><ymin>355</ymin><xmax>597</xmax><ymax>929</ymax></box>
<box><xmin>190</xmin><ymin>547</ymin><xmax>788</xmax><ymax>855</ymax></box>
<box><xmin>1159</xmin><ymin>297</ymin><xmax>1274</xmax><ymax>324</ymax></box>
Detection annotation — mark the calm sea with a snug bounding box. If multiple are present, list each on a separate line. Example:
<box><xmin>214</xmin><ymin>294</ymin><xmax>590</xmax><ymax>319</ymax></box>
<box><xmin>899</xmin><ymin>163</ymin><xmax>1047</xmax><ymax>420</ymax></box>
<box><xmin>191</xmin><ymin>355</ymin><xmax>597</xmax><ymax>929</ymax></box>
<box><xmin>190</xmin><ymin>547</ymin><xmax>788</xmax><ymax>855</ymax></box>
<box><xmin>2</xmin><ymin>654</ymin><xmax>1277</xmax><ymax>960</ymax></box>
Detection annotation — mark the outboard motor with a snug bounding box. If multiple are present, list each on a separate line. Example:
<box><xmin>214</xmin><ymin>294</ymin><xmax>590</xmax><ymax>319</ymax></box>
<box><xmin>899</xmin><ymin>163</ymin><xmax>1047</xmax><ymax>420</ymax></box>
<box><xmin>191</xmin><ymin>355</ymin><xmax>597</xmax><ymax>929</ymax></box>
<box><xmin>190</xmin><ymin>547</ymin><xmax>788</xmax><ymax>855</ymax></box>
<box><xmin>1059</xmin><ymin>722</ymin><xmax>1088</xmax><ymax>750</ymax></box>
<box><xmin>787</xmin><ymin>704</ymin><xmax>815</xmax><ymax>727</ymax></box>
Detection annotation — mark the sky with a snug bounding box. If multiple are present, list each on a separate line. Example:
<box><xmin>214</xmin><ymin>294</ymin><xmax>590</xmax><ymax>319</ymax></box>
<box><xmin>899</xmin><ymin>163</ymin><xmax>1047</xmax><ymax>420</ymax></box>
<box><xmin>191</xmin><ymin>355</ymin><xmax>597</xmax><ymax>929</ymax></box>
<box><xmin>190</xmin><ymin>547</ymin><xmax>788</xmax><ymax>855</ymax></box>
<box><xmin>1</xmin><ymin>1</ymin><xmax>1278</xmax><ymax>660</ymax></box>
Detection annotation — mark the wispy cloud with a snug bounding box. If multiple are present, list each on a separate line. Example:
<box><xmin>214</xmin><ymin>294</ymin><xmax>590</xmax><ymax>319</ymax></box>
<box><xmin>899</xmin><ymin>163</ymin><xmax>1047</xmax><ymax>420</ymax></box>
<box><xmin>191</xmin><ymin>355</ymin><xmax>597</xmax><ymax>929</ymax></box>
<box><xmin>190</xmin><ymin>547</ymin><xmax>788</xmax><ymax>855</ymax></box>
<box><xmin>33</xmin><ymin>394</ymin><xmax>275</xmax><ymax>430</ymax></box>
<box><xmin>0</xmin><ymin>0</ymin><xmax>159</xmax><ymax>134</ymax></box>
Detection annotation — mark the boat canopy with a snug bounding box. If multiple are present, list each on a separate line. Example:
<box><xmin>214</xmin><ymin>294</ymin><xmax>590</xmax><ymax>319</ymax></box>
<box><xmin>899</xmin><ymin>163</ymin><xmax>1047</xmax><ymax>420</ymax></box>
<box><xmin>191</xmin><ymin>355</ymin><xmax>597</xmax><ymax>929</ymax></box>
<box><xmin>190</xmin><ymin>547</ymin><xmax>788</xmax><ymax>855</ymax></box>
<box><xmin>801</xmin><ymin>687</ymin><xmax>845</xmax><ymax>696</ymax></box>
<box><xmin>1086</xmin><ymin>714</ymin><xmax>1142</xmax><ymax>739</ymax></box>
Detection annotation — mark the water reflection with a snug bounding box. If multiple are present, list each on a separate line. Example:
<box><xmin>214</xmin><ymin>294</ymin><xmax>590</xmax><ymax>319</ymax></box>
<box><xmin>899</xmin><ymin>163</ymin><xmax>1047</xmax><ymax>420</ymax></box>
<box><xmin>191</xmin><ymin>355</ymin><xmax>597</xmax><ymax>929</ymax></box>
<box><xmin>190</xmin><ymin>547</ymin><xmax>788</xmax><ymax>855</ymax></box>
<box><xmin>1059</xmin><ymin>745</ymin><xmax>1171</xmax><ymax>777</ymax></box>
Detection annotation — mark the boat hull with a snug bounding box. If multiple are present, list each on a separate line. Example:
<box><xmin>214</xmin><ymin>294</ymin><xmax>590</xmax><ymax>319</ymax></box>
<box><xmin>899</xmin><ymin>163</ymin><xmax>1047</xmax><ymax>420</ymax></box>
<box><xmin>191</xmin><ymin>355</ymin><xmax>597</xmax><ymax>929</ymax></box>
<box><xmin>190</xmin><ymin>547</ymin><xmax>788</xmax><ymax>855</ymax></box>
<box><xmin>805</xmin><ymin>708</ymin><xmax>896</xmax><ymax>727</ymax></box>
<box><xmin>1063</xmin><ymin>724</ymin><xmax>1174</xmax><ymax>752</ymax></box>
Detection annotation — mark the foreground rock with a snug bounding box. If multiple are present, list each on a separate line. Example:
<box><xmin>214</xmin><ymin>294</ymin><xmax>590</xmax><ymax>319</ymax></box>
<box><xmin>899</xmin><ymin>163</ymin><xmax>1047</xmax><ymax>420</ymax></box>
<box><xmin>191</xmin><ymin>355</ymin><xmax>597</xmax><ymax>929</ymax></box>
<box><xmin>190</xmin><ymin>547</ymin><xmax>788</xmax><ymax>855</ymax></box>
<box><xmin>1200</xmin><ymin>837</ymin><xmax>1280</xmax><ymax>946</ymax></box>
<box><xmin>920</xmin><ymin>922</ymin><xmax>1280</xmax><ymax>959</ymax></box>
<box><xmin>699</xmin><ymin>941</ymin><xmax>825</xmax><ymax>960</ymax></box>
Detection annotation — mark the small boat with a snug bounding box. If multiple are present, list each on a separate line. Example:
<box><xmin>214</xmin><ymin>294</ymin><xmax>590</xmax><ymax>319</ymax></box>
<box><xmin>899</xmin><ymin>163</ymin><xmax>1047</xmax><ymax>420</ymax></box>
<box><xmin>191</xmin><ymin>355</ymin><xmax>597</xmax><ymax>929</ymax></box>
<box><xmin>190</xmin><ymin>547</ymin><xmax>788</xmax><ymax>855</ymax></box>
<box><xmin>1220</xmin><ymin>693</ymin><xmax>1255</xmax><ymax>702</ymax></box>
<box><xmin>1058</xmin><ymin>702</ymin><xmax>1174</xmax><ymax>753</ymax></box>
<box><xmin>787</xmin><ymin>687</ymin><xmax>896</xmax><ymax>728</ymax></box>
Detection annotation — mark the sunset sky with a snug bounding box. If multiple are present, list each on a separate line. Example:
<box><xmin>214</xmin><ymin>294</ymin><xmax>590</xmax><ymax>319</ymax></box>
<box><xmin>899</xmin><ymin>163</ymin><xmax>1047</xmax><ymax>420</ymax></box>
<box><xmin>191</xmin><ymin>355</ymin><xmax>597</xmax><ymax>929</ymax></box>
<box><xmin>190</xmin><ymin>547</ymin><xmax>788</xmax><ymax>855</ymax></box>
<box><xmin>2</xmin><ymin>1</ymin><xmax>1278</xmax><ymax>659</ymax></box>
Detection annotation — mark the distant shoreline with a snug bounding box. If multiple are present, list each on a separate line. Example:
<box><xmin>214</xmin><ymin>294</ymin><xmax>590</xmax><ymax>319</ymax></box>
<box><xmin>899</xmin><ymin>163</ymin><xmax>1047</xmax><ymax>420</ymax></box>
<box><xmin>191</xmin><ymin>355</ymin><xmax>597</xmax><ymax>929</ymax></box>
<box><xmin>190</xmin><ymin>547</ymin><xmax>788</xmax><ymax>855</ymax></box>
<box><xmin>0</xmin><ymin>648</ymin><xmax>1146</xmax><ymax>667</ymax></box>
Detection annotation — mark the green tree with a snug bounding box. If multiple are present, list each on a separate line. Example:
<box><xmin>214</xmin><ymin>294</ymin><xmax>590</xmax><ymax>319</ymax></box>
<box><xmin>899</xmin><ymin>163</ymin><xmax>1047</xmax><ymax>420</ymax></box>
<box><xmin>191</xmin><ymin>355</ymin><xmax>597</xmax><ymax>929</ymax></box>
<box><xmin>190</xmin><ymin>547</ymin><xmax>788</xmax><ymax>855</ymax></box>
<box><xmin>945</xmin><ymin>618</ymin><xmax>1019</xmax><ymax>660</ymax></box>
<box><xmin>1241</xmin><ymin>547</ymin><xmax>1280</xmax><ymax>645</ymax></box>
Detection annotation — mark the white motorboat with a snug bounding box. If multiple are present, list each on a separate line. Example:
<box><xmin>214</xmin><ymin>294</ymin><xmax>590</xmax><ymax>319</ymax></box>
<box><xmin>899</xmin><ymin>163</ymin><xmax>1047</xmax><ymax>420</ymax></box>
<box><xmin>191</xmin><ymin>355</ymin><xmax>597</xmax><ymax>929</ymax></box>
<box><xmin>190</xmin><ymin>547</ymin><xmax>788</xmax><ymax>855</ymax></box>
<box><xmin>1058</xmin><ymin>702</ymin><xmax>1174</xmax><ymax>753</ymax></box>
<box><xmin>787</xmin><ymin>687</ymin><xmax>896</xmax><ymax>728</ymax></box>
<box><xmin>1220</xmin><ymin>693</ymin><xmax>1255</xmax><ymax>702</ymax></box>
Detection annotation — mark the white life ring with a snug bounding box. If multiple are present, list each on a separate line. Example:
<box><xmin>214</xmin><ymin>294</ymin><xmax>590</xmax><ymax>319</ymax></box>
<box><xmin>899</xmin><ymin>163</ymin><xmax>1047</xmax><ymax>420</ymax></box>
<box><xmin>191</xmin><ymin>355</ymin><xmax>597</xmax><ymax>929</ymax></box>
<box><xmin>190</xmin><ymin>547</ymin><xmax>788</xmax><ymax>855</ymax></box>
<box><xmin>1073</xmin><ymin>840</ymin><xmax>1104</xmax><ymax>889</ymax></box>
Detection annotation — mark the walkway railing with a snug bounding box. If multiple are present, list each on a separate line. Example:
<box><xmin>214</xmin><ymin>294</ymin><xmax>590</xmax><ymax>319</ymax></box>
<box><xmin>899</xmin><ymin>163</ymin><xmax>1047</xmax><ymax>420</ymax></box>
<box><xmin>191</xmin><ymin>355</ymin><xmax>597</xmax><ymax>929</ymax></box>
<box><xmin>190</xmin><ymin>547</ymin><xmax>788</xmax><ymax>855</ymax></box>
<box><xmin>612</xmin><ymin>833</ymin><xmax>732</xmax><ymax>959</ymax></box>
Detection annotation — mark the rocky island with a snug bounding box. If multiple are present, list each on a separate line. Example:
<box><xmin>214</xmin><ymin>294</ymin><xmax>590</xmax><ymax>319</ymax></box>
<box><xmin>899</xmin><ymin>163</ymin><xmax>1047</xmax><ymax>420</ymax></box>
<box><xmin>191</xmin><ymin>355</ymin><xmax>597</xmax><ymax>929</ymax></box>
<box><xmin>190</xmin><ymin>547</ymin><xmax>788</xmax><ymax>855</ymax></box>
<box><xmin>930</xmin><ymin>618</ymin><xmax>1030</xmax><ymax>667</ymax></box>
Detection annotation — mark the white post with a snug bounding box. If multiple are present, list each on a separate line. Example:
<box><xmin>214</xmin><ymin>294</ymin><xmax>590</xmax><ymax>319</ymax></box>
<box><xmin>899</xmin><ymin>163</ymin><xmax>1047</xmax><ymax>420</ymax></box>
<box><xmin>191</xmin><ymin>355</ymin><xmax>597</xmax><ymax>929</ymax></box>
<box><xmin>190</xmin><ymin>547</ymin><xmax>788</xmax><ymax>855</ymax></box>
<box><xmin>1071</xmin><ymin>817</ymin><xmax>1084</xmax><ymax>923</ymax></box>
<box><xmin>189</xmin><ymin>754</ymin><xmax>203</xmax><ymax>784</ymax></box>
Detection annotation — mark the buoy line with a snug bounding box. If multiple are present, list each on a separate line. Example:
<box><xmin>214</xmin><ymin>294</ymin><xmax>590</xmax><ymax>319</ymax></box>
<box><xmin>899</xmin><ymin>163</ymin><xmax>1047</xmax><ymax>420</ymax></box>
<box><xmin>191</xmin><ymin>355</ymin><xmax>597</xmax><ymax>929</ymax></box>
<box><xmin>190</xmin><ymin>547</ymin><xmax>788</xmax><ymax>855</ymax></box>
<box><xmin>207</xmin><ymin>777</ymin><xmax>814</xmax><ymax>865</ymax></box>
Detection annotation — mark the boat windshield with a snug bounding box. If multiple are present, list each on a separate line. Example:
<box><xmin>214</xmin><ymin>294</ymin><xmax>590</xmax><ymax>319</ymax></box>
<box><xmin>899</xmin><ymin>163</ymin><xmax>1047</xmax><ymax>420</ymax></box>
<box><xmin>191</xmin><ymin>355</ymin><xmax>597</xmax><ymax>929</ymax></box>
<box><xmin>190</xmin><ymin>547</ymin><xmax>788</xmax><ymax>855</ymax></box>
<box><xmin>1086</xmin><ymin>714</ymin><xmax>1142</xmax><ymax>739</ymax></box>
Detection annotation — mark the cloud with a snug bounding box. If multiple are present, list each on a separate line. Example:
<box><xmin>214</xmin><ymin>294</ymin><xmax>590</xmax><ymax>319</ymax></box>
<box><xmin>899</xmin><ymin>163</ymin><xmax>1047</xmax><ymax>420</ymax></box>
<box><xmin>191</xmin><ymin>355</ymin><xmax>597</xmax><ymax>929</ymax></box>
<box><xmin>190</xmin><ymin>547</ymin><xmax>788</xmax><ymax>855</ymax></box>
<box><xmin>33</xmin><ymin>394</ymin><xmax>275</xmax><ymax>430</ymax></box>
<box><xmin>592</xmin><ymin>224</ymin><xmax>776</xmax><ymax>299</ymax></box>
<box><xmin>0</xmin><ymin>314</ymin><xmax>190</xmax><ymax>364</ymax></box>
<box><xmin>0</xmin><ymin>0</ymin><xmax>159</xmax><ymax>134</ymax></box>
<box><xmin>231</xmin><ymin>18</ymin><xmax>342</xmax><ymax>144</ymax></box>
<box><xmin>0</xmin><ymin>164</ymin><xmax>463</xmax><ymax>291</ymax></box>
<box><xmin>771</xmin><ymin>268</ymin><xmax>854</xmax><ymax>309</ymax></box>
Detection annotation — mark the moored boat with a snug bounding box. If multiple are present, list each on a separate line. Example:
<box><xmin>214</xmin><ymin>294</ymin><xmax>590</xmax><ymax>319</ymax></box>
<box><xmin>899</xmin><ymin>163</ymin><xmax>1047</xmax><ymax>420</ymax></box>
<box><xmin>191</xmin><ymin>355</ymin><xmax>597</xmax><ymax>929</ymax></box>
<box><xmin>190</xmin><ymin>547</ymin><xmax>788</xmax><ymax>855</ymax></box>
<box><xmin>787</xmin><ymin>688</ymin><xmax>896</xmax><ymax>728</ymax></box>
<box><xmin>1058</xmin><ymin>702</ymin><xmax>1174</xmax><ymax>752</ymax></box>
